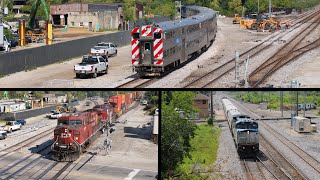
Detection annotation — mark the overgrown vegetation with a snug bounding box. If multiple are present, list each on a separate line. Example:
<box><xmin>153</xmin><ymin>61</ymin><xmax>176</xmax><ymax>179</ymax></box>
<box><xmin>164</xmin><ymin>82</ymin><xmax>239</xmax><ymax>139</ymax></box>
<box><xmin>143</xmin><ymin>91</ymin><xmax>159</xmax><ymax>115</ymax></box>
<box><xmin>177</xmin><ymin>124</ymin><xmax>220</xmax><ymax>179</ymax></box>
<box><xmin>232</xmin><ymin>91</ymin><xmax>320</xmax><ymax>110</ymax></box>
<box><xmin>162</xmin><ymin>91</ymin><xmax>221</xmax><ymax>179</ymax></box>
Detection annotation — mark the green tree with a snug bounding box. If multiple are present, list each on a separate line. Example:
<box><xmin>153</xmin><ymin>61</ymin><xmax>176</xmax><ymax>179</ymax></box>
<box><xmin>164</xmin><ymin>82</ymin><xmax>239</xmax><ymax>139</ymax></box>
<box><xmin>161</xmin><ymin>91</ymin><xmax>198</xmax><ymax>178</ymax></box>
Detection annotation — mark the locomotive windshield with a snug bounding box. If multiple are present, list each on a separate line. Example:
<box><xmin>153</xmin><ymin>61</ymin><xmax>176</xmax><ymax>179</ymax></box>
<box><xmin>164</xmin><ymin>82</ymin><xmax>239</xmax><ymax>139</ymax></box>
<box><xmin>58</xmin><ymin>120</ymin><xmax>82</xmax><ymax>126</ymax></box>
<box><xmin>236</xmin><ymin>122</ymin><xmax>258</xmax><ymax>129</ymax></box>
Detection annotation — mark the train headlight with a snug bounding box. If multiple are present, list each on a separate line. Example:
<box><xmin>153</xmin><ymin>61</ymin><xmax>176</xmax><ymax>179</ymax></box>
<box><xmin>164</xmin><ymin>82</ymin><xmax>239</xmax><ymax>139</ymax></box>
<box><xmin>75</xmin><ymin>137</ymin><xmax>78</xmax><ymax>140</ymax></box>
<box><xmin>243</xmin><ymin>147</ymin><xmax>245</xmax><ymax>149</ymax></box>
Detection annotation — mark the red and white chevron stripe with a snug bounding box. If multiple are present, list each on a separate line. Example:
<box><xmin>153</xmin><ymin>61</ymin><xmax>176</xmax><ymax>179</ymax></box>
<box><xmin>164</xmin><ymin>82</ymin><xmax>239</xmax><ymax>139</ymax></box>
<box><xmin>153</xmin><ymin>60</ymin><xmax>163</xmax><ymax>65</ymax></box>
<box><xmin>131</xmin><ymin>27</ymin><xmax>140</xmax><ymax>61</ymax></box>
<box><xmin>132</xmin><ymin>60</ymin><xmax>140</xmax><ymax>65</ymax></box>
<box><xmin>153</xmin><ymin>27</ymin><xmax>163</xmax><ymax>60</ymax></box>
<box><xmin>141</xmin><ymin>25</ymin><xmax>152</xmax><ymax>37</ymax></box>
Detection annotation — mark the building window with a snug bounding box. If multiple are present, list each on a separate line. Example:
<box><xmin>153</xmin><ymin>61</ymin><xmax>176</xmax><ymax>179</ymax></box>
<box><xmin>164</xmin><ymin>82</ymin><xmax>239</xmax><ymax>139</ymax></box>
<box><xmin>71</xmin><ymin>22</ymin><xmax>75</xmax><ymax>26</ymax></box>
<box><xmin>202</xmin><ymin>100</ymin><xmax>206</xmax><ymax>104</ymax></box>
<box><xmin>80</xmin><ymin>22</ymin><xmax>83</xmax><ymax>27</ymax></box>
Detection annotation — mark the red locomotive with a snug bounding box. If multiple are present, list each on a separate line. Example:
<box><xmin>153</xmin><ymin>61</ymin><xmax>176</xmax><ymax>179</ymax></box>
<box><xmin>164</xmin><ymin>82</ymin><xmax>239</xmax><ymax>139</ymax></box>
<box><xmin>51</xmin><ymin>92</ymin><xmax>142</xmax><ymax>161</ymax></box>
<box><xmin>52</xmin><ymin>110</ymin><xmax>108</xmax><ymax>161</ymax></box>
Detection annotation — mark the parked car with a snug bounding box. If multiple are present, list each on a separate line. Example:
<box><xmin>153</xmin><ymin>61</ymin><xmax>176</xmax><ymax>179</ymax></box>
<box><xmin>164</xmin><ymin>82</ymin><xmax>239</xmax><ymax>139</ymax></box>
<box><xmin>0</xmin><ymin>130</ymin><xmax>7</xmax><ymax>140</ymax></box>
<box><xmin>16</xmin><ymin>119</ymin><xmax>26</xmax><ymax>125</ymax></box>
<box><xmin>1</xmin><ymin>121</ymin><xmax>21</xmax><ymax>133</ymax></box>
<box><xmin>90</xmin><ymin>42</ymin><xmax>117</xmax><ymax>57</ymax></box>
<box><xmin>74</xmin><ymin>55</ymin><xmax>108</xmax><ymax>78</ymax></box>
<box><xmin>85</xmin><ymin>101</ymin><xmax>91</xmax><ymax>106</ymax></box>
<box><xmin>50</xmin><ymin>112</ymin><xmax>63</xmax><ymax>119</ymax></box>
<box><xmin>12</xmin><ymin>33</ymin><xmax>32</xmax><ymax>44</ymax></box>
<box><xmin>8</xmin><ymin>38</ymin><xmax>18</xmax><ymax>47</ymax></box>
<box><xmin>46</xmin><ymin>110</ymin><xmax>58</xmax><ymax>118</ymax></box>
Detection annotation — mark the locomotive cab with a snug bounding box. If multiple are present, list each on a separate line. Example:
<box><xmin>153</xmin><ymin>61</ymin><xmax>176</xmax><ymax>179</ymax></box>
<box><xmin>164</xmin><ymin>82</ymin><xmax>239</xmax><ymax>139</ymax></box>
<box><xmin>235</xmin><ymin>120</ymin><xmax>259</xmax><ymax>157</ymax></box>
<box><xmin>52</xmin><ymin>117</ymin><xmax>83</xmax><ymax>161</ymax></box>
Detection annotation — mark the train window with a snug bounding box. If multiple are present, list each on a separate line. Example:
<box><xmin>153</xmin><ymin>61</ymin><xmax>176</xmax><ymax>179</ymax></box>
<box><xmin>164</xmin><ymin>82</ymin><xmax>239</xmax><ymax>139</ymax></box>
<box><xmin>154</xmin><ymin>32</ymin><xmax>161</xmax><ymax>39</ymax></box>
<box><xmin>144</xmin><ymin>43</ymin><xmax>151</xmax><ymax>51</ymax></box>
<box><xmin>132</xmin><ymin>33</ymin><xmax>140</xmax><ymax>39</ymax></box>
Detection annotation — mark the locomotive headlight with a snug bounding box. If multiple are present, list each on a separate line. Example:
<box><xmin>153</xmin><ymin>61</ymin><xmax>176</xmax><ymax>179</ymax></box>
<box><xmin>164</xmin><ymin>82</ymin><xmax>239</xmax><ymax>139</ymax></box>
<box><xmin>243</xmin><ymin>147</ymin><xmax>245</xmax><ymax>149</ymax></box>
<box><xmin>65</xmin><ymin>129</ymin><xmax>67</xmax><ymax>132</ymax></box>
<box><xmin>75</xmin><ymin>137</ymin><xmax>78</xmax><ymax>140</ymax></box>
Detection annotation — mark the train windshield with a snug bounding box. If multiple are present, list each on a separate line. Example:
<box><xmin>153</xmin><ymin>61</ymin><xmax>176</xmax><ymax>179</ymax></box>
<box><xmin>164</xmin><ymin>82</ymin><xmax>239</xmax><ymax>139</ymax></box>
<box><xmin>58</xmin><ymin>120</ymin><xmax>82</xmax><ymax>126</ymax></box>
<box><xmin>236</xmin><ymin>123</ymin><xmax>258</xmax><ymax>129</ymax></box>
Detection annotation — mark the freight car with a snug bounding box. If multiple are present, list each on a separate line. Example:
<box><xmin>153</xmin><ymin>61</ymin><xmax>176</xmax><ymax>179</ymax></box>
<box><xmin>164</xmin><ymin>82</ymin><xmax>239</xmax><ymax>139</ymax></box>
<box><xmin>221</xmin><ymin>97</ymin><xmax>259</xmax><ymax>157</ymax></box>
<box><xmin>131</xmin><ymin>6</ymin><xmax>217</xmax><ymax>76</ymax></box>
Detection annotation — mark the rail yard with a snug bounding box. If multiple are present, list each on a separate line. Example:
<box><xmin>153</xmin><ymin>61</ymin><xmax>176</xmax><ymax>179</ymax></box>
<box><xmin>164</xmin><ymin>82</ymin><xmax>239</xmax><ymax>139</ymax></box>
<box><xmin>1</xmin><ymin>3</ymin><xmax>320</xmax><ymax>88</ymax></box>
<box><xmin>215</xmin><ymin>91</ymin><xmax>320</xmax><ymax>179</ymax></box>
<box><xmin>0</xmin><ymin>91</ymin><xmax>158</xmax><ymax>179</ymax></box>
<box><xmin>162</xmin><ymin>91</ymin><xmax>320</xmax><ymax>179</ymax></box>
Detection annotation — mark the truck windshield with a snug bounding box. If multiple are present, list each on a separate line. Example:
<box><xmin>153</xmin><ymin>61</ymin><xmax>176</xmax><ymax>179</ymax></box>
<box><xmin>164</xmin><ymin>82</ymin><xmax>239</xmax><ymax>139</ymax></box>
<box><xmin>82</xmin><ymin>57</ymin><xmax>98</xmax><ymax>64</ymax></box>
<box><xmin>97</xmin><ymin>43</ymin><xmax>109</xmax><ymax>47</ymax></box>
<box><xmin>5</xmin><ymin>122</ymin><xmax>14</xmax><ymax>126</ymax></box>
<box><xmin>58</xmin><ymin>120</ymin><xmax>82</xmax><ymax>126</ymax></box>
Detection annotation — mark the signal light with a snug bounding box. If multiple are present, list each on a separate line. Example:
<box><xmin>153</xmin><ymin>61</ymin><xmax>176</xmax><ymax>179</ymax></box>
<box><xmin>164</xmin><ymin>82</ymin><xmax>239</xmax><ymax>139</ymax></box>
<box><xmin>241</xmin><ymin>0</ymin><xmax>245</xmax><ymax>6</ymax></box>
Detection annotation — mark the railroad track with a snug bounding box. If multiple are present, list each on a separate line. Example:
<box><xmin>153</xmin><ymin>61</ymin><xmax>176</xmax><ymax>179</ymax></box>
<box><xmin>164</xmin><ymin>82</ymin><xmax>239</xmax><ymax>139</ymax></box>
<box><xmin>0</xmin><ymin>127</ymin><xmax>55</xmax><ymax>159</ymax></box>
<box><xmin>249</xmin><ymin>13</ymin><xmax>320</xmax><ymax>87</ymax></box>
<box><xmin>230</xmin><ymin>98</ymin><xmax>320</xmax><ymax>179</ymax></box>
<box><xmin>260</xmin><ymin>120</ymin><xmax>320</xmax><ymax>175</ymax></box>
<box><xmin>259</xmin><ymin>134</ymin><xmax>308</xmax><ymax>180</ymax></box>
<box><xmin>116</xmin><ymin>78</ymin><xmax>158</xmax><ymax>88</ymax></box>
<box><xmin>242</xmin><ymin>158</ymin><xmax>266</xmax><ymax>180</ymax></box>
<box><xmin>182</xmin><ymin>8</ymin><xmax>320</xmax><ymax>88</ymax></box>
<box><xmin>0</xmin><ymin>139</ymin><xmax>53</xmax><ymax>179</ymax></box>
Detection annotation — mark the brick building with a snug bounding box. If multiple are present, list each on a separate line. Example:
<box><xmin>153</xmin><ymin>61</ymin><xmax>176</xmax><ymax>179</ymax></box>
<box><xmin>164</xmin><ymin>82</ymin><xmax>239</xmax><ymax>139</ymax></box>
<box><xmin>193</xmin><ymin>93</ymin><xmax>210</xmax><ymax>118</ymax></box>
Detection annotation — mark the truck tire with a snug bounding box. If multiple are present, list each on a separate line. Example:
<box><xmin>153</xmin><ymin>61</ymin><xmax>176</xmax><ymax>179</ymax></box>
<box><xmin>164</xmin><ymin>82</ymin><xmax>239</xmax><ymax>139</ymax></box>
<box><xmin>76</xmin><ymin>73</ymin><xmax>80</xmax><ymax>78</ymax></box>
<box><xmin>105</xmin><ymin>66</ymin><xmax>108</xmax><ymax>74</ymax></box>
<box><xmin>114</xmin><ymin>50</ymin><xmax>117</xmax><ymax>56</ymax></box>
<box><xmin>93</xmin><ymin>70</ymin><xmax>97</xmax><ymax>78</ymax></box>
<box><xmin>9</xmin><ymin>128</ymin><xmax>12</xmax><ymax>133</ymax></box>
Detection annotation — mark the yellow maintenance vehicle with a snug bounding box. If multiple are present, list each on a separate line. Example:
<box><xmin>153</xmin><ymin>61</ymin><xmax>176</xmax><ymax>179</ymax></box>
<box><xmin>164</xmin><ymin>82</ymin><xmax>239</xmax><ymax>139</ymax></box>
<box><xmin>240</xmin><ymin>13</ymin><xmax>258</xmax><ymax>30</ymax></box>
<box><xmin>233</xmin><ymin>14</ymin><xmax>241</xmax><ymax>24</ymax></box>
<box><xmin>56</xmin><ymin>103</ymin><xmax>77</xmax><ymax>113</ymax></box>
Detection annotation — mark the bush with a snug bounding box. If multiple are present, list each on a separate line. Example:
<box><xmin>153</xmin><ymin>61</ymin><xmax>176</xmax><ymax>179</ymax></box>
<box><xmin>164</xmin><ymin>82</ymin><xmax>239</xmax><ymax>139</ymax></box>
<box><xmin>207</xmin><ymin>118</ymin><xmax>213</xmax><ymax>126</ymax></box>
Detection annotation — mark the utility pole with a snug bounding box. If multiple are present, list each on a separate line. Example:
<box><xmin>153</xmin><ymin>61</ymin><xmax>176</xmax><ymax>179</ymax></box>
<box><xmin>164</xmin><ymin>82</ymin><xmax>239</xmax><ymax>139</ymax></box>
<box><xmin>280</xmin><ymin>91</ymin><xmax>283</xmax><ymax>117</ymax></box>
<box><xmin>303</xmin><ymin>91</ymin><xmax>306</xmax><ymax>117</ymax></box>
<box><xmin>210</xmin><ymin>91</ymin><xmax>214</xmax><ymax>122</ymax></box>
<box><xmin>296</xmin><ymin>91</ymin><xmax>299</xmax><ymax>116</ymax></box>
<box><xmin>269</xmin><ymin>0</ymin><xmax>272</xmax><ymax>18</ymax></box>
<box><xmin>244</xmin><ymin>56</ymin><xmax>249</xmax><ymax>88</ymax></box>
<box><xmin>235</xmin><ymin>50</ymin><xmax>240</xmax><ymax>87</ymax></box>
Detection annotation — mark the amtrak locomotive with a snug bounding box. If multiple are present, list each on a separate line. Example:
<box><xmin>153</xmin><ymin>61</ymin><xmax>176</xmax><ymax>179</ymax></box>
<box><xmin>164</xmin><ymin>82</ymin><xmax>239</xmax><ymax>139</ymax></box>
<box><xmin>221</xmin><ymin>97</ymin><xmax>259</xmax><ymax>157</ymax></box>
<box><xmin>131</xmin><ymin>6</ymin><xmax>217</xmax><ymax>76</ymax></box>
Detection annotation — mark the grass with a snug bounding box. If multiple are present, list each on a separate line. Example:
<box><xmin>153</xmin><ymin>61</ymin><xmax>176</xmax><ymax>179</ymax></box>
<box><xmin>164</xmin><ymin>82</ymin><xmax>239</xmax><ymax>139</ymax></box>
<box><xmin>177</xmin><ymin>124</ymin><xmax>221</xmax><ymax>179</ymax></box>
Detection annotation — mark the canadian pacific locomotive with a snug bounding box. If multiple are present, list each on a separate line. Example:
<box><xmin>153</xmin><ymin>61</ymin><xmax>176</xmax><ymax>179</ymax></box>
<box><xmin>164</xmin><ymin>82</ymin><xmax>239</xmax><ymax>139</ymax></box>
<box><xmin>131</xmin><ymin>6</ymin><xmax>217</xmax><ymax>76</ymax></box>
<box><xmin>221</xmin><ymin>97</ymin><xmax>259</xmax><ymax>157</ymax></box>
<box><xmin>51</xmin><ymin>92</ymin><xmax>142</xmax><ymax>161</ymax></box>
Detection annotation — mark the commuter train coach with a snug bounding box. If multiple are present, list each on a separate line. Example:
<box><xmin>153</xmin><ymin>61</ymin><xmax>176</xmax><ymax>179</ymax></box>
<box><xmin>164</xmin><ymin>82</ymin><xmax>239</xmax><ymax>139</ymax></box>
<box><xmin>52</xmin><ymin>91</ymin><xmax>142</xmax><ymax>161</ymax></box>
<box><xmin>221</xmin><ymin>97</ymin><xmax>259</xmax><ymax>157</ymax></box>
<box><xmin>131</xmin><ymin>6</ymin><xmax>217</xmax><ymax>76</ymax></box>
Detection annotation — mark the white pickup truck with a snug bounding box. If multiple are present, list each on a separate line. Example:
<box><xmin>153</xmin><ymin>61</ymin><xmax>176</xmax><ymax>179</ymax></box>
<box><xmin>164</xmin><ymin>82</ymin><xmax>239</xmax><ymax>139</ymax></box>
<box><xmin>74</xmin><ymin>55</ymin><xmax>108</xmax><ymax>78</ymax></box>
<box><xmin>1</xmin><ymin>121</ymin><xmax>21</xmax><ymax>133</ymax></box>
<box><xmin>90</xmin><ymin>42</ymin><xmax>117</xmax><ymax>57</ymax></box>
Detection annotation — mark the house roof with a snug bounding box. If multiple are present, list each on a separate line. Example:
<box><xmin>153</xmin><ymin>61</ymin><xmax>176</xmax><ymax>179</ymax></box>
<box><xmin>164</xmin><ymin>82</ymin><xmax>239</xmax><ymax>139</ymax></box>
<box><xmin>193</xmin><ymin>93</ymin><xmax>210</xmax><ymax>101</ymax></box>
